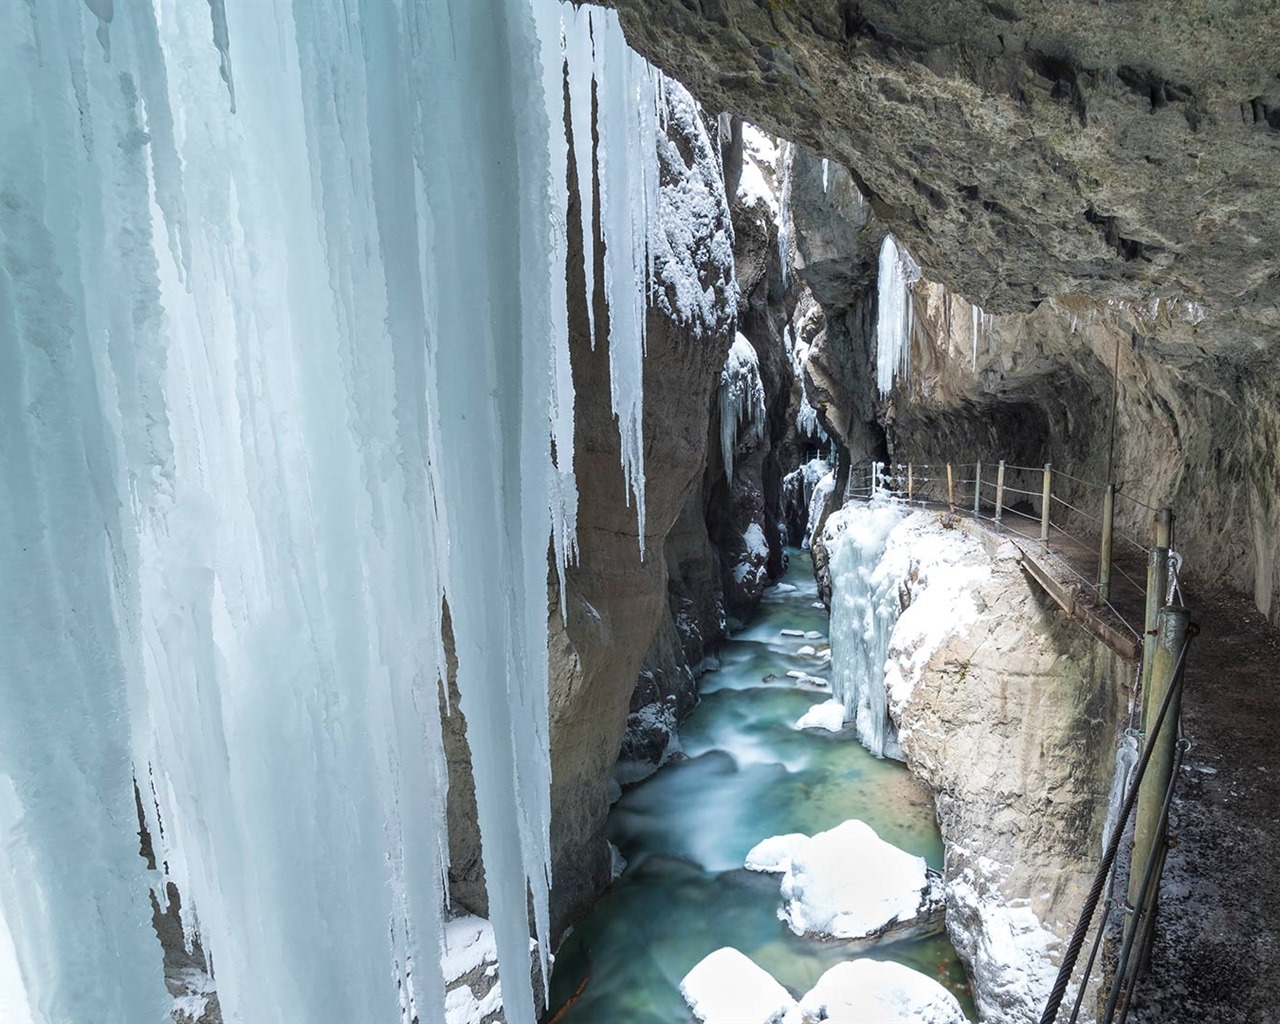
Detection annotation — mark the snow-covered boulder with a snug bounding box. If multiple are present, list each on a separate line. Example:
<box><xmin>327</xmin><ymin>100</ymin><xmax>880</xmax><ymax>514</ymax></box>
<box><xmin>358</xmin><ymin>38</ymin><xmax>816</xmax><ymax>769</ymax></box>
<box><xmin>794</xmin><ymin>699</ymin><xmax>846</xmax><ymax>732</ymax></box>
<box><xmin>777</xmin><ymin>821</ymin><xmax>938</xmax><ymax>940</ymax></box>
<box><xmin>790</xmin><ymin>959</ymin><xmax>966</xmax><ymax>1024</ymax></box>
<box><xmin>680</xmin><ymin>947</ymin><xmax>797</xmax><ymax>1024</ymax></box>
<box><xmin>745</xmin><ymin>833</ymin><xmax>810</xmax><ymax>874</ymax></box>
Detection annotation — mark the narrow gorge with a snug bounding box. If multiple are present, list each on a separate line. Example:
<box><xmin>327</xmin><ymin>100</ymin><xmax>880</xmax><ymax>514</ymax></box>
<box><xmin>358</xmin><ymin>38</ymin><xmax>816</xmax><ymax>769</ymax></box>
<box><xmin>1</xmin><ymin>3</ymin><xmax>1276</xmax><ymax>1024</ymax></box>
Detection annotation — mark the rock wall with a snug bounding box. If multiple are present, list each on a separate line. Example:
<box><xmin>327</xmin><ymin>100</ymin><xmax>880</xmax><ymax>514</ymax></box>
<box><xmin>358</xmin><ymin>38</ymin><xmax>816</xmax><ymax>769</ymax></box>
<box><xmin>598</xmin><ymin>0</ymin><xmax>1280</xmax><ymax>628</ymax></box>
<box><xmin>887</xmin><ymin>285</ymin><xmax>1280</xmax><ymax>625</ymax></box>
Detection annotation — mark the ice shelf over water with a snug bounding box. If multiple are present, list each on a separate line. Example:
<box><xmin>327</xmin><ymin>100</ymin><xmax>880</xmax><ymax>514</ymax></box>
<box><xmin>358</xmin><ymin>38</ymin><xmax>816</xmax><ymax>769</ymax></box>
<box><xmin>0</xmin><ymin>3</ymin><xmax>682</xmax><ymax>1022</ymax></box>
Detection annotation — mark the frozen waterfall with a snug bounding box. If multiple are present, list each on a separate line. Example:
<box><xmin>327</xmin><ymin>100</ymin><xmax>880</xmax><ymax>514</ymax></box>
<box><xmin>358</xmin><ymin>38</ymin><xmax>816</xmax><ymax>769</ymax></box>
<box><xmin>0</xmin><ymin>2</ymin><xmax>663</xmax><ymax>1023</ymax></box>
<box><xmin>875</xmin><ymin>234</ymin><xmax>922</xmax><ymax>397</ymax></box>
<box><xmin>825</xmin><ymin>504</ymin><xmax>909</xmax><ymax>758</ymax></box>
<box><xmin>719</xmin><ymin>333</ymin><xmax>768</xmax><ymax>485</ymax></box>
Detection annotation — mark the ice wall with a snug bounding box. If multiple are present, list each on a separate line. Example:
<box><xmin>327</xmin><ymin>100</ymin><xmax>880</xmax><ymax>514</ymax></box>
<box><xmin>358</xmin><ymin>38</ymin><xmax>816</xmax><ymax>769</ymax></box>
<box><xmin>0</xmin><ymin>2</ymin><xmax>660</xmax><ymax>1022</ymax></box>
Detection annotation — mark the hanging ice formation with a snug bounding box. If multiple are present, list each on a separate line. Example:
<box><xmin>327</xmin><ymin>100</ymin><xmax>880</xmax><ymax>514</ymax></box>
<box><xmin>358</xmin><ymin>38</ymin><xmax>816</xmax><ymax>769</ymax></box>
<box><xmin>719</xmin><ymin>334</ymin><xmax>768</xmax><ymax>485</ymax></box>
<box><xmin>0</xmin><ymin>2</ymin><xmax>662</xmax><ymax>1023</ymax></box>
<box><xmin>875</xmin><ymin>234</ymin><xmax>922</xmax><ymax>396</ymax></box>
<box><xmin>825</xmin><ymin>505</ymin><xmax>911</xmax><ymax>758</ymax></box>
<box><xmin>777</xmin><ymin>141</ymin><xmax>795</xmax><ymax>286</ymax></box>
<box><xmin>970</xmin><ymin>302</ymin><xmax>994</xmax><ymax>371</ymax></box>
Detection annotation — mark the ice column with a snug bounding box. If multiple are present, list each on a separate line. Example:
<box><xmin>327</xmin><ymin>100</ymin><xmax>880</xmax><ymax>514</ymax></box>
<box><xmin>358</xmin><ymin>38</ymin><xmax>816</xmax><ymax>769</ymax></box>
<box><xmin>825</xmin><ymin>505</ymin><xmax>910</xmax><ymax>758</ymax></box>
<box><xmin>875</xmin><ymin>234</ymin><xmax>922</xmax><ymax>396</ymax></box>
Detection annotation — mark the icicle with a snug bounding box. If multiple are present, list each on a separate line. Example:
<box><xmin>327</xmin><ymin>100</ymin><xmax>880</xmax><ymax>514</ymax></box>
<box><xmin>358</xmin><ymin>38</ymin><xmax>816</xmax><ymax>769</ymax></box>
<box><xmin>83</xmin><ymin>0</ymin><xmax>112</xmax><ymax>61</ymax></box>
<box><xmin>206</xmin><ymin>0</ymin><xmax>235</xmax><ymax>114</ymax></box>
<box><xmin>875</xmin><ymin>234</ymin><xmax>921</xmax><ymax>396</ymax></box>
<box><xmin>822</xmin><ymin>156</ymin><xmax>829</xmax><ymax>193</ymax></box>
<box><xmin>592</xmin><ymin>6</ymin><xmax>653</xmax><ymax>552</ymax></box>
<box><xmin>826</xmin><ymin>505</ymin><xmax>909</xmax><ymax>758</ymax></box>
<box><xmin>971</xmin><ymin>303</ymin><xmax>980</xmax><ymax>370</ymax></box>
<box><xmin>563</xmin><ymin>5</ymin><xmax>597</xmax><ymax>347</ymax></box>
<box><xmin>535</xmin><ymin>4</ymin><xmax>578</xmax><ymax>613</ymax></box>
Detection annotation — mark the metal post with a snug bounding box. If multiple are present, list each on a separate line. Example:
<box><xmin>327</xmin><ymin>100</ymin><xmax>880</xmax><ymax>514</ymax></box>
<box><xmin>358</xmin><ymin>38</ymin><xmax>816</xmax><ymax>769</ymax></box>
<box><xmin>947</xmin><ymin>463</ymin><xmax>955</xmax><ymax>512</ymax></box>
<box><xmin>1099</xmin><ymin>483</ymin><xmax>1115</xmax><ymax>601</ymax></box>
<box><xmin>907</xmin><ymin>463</ymin><xmax>914</xmax><ymax>503</ymax></box>
<box><xmin>973</xmin><ymin>460</ymin><xmax>982</xmax><ymax>515</ymax></box>
<box><xmin>1041</xmin><ymin>463</ymin><xmax>1052</xmax><ymax>546</ymax></box>
<box><xmin>1141</xmin><ymin>508</ymin><xmax>1174</xmax><ymax>726</ymax></box>
<box><xmin>1128</xmin><ymin>605</ymin><xmax>1190</xmax><ymax>929</ymax></box>
<box><xmin>994</xmin><ymin>460</ymin><xmax>1006</xmax><ymax>529</ymax></box>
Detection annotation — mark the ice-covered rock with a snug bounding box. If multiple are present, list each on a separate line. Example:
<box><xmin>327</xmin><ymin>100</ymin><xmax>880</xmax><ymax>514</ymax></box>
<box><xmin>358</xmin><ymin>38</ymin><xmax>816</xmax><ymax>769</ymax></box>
<box><xmin>794</xmin><ymin>699</ymin><xmax>847</xmax><ymax>733</ymax></box>
<box><xmin>680</xmin><ymin>947</ymin><xmax>797</xmax><ymax>1024</ymax></box>
<box><xmin>778</xmin><ymin>821</ymin><xmax>934</xmax><ymax>940</ymax></box>
<box><xmin>791</xmin><ymin>958</ymin><xmax>966</xmax><ymax>1024</ymax></box>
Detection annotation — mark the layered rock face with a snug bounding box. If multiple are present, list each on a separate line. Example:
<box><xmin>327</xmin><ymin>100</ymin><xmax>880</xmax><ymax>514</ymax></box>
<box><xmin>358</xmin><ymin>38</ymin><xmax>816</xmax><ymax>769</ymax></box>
<box><xmin>600</xmin><ymin>0</ymin><xmax>1280</xmax><ymax>627</ymax></box>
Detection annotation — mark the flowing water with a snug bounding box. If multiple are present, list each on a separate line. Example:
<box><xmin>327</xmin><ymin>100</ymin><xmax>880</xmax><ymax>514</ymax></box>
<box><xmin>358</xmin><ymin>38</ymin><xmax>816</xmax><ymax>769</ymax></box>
<box><xmin>548</xmin><ymin>551</ymin><xmax>975</xmax><ymax>1022</ymax></box>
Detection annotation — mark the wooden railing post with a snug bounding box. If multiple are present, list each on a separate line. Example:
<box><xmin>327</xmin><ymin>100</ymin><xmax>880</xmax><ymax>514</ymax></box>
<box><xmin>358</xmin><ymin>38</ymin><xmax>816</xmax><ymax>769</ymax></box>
<box><xmin>1140</xmin><ymin>508</ymin><xmax>1174</xmax><ymax>726</ymax></box>
<box><xmin>1128</xmin><ymin>604</ymin><xmax>1190</xmax><ymax>929</ymax></box>
<box><xmin>1098</xmin><ymin>483</ymin><xmax>1115</xmax><ymax>600</ymax></box>
<box><xmin>947</xmin><ymin>463</ymin><xmax>955</xmax><ymax>512</ymax></box>
<box><xmin>1040</xmin><ymin>463</ymin><xmax>1052</xmax><ymax>546</ymax></box>
<box><xmin>973</xmin><ymin>460</ymin><xmax>982</xmax><ymax>515</ymax></box>
<box><xmin>994</xmin><ymin>460</ymin><xmax>1006</xmax><ymax>529</ymax></box>
<box><xmin>907</xmin><ymin>463</ymin><xmax>914</xmax><ymax>503</ymax></box>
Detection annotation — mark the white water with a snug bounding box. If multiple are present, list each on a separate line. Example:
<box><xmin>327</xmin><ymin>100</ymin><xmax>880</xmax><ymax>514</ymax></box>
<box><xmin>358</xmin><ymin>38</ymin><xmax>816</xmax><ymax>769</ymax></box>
<box><xmin>0</xmin><ymin>3</ymin><xmax>662</xmax><ymax>1022</ymax></box>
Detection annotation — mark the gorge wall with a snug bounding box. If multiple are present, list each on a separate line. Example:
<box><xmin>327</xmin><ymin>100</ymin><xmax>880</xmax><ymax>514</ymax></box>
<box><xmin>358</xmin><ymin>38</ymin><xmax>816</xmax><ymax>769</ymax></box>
<box><xmin>602</xmin><ymin>0</ymin><xmax>1280</xmax><ymax>627</ymax></box>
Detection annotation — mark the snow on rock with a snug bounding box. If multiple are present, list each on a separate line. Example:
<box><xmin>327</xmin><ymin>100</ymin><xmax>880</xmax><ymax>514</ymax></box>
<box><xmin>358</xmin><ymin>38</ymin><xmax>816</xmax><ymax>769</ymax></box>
<box><xmin>680</xmin><ymin>947</ymin><xmax>797</xmax><ymax>1024</ymax></box>
<box><xmin>947</xmin><ymin>867</ymin><xmax>1059</xmax><ymax>1024</ymax></box>
<box><xmin>745</xmin><ymin>834</ymin><xmax>811</xmax><ymax>874</ymax></box>
<box><xmin>797</xmin><ymin>645</ymin><xmax>817</xmax><ymax>657</ymax></box>
<box><xmin>653</xmin><ymin>78</ymin><xmax>738</xmax><ymax>339</ymax></box>
<box><xmin>441</xmin><ymin>914</ymin><xmax>548</xmax><ymax>1024</ymax></box>
<box><xmin>720</xmin><ymin>334</ymin><xmax>768</xmax><ymax>484</ymax></box>
<box><xmin>777</xmin><ymin>821</ymin><xmax>932</xmax><ymax>940</ymax></box>
<box><xmin>794</xmin><ymin>699</ymin><xmax>847</xmax><ymax>733</ymax></box>
<box><xmin>737</xmin><ymin>124</ymin><xmax>781</xmax><ymax>217</ymax></box>
<box><xmin>792</xmin><ymin>959</ymin><xmax>966</xmax><ymax>1024</ymax></box>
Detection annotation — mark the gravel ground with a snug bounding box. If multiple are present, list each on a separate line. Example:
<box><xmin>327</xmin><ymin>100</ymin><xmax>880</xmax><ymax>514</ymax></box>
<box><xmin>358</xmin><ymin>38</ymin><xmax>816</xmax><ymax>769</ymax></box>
<box><xmin>1128</xmin><ymin>587</ymin><xmax>1280</xmax><ymax>1023</ymax></box>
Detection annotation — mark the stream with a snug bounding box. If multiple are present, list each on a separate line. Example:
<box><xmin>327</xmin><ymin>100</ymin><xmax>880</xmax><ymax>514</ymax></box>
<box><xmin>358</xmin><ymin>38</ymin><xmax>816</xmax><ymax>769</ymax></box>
<box><xmin>548</xmin><ymin>549</ymin><xmax>975</xmax><ymax>1022</ymax></box>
